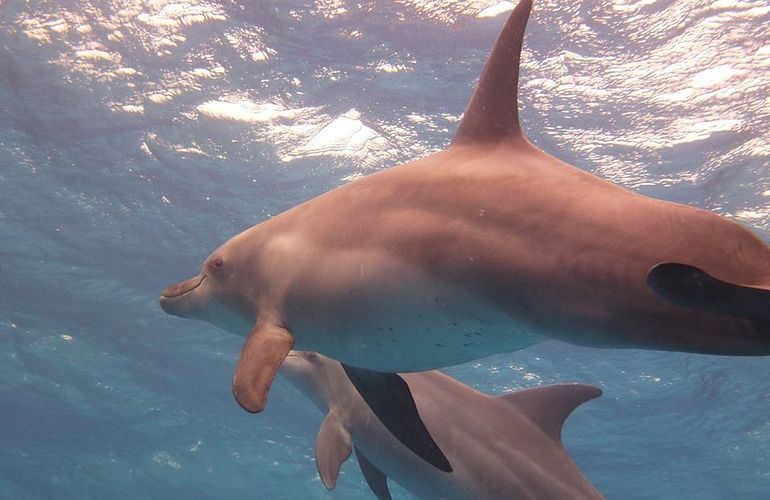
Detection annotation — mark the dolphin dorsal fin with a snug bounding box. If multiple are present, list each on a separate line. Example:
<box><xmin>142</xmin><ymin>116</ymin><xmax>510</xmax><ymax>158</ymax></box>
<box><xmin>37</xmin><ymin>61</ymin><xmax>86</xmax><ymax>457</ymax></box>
<box><xmin>497</xmin><ymin>383</ymin><xmax>602</xmax><ymax>441</ymax></box>
<box><xmin>452</xmin><ymin>0</ymin><xmax>533</xmax><ymax>146</ymax></box>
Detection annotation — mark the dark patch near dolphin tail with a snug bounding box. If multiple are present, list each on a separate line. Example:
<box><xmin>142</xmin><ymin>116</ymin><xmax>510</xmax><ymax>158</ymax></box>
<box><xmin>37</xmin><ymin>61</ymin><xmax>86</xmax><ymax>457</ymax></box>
<box><xmin>647</xmin><ymin>263</ymin><xmax>770</xmax><ymax>323</ymax></box>
<box><xmin>342</xmin><ymin>364</ymin><xmax>453</xmax><ymax>473</ymax></box>
<box><xmin>452</xmin><ymin>0</ymin><xmax>533</xmax><ymax>146</ymax></box>
<box><xmin>355</xmin><ymin>447</ymin><xmax>392</xmax><ymax>500</ymax></box>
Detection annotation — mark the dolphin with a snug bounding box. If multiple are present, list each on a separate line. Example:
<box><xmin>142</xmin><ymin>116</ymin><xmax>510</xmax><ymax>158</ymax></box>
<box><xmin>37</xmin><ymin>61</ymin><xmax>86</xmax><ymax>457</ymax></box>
<box><xmin>160</xmin><ymin>0</ymin><xmax>770</xmax><ymax>471</ymax></box>
<box><xmin>279</xmin><ymin>351</ymin><xmax>604</xmax><ymax>500</ymax></box>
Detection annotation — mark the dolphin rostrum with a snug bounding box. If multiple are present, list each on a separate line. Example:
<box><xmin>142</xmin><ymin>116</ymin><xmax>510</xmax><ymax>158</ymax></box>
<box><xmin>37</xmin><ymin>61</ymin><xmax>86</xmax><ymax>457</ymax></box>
<box><xmin>160</xmin><ymin>0</ymin><xmax>770</xmax><ymax>471</ymax></box>
<box><xmin>280</xmin><ymin>351</ymin><xmax>603</xmax><ymax>500</ymax></box>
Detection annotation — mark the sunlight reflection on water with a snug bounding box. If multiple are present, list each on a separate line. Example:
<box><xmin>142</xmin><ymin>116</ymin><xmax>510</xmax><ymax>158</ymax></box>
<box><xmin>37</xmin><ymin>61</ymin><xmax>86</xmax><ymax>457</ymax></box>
<box><xmin>1</xmin><ymin>0</ymin><xmax>769</xmax><ymax>498</ymax></box>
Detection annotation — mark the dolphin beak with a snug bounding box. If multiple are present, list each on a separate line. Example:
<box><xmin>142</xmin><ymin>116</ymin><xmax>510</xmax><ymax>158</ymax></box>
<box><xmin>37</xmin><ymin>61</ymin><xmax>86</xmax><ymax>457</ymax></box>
<box><xmin>161</xmin><ymin>275</ymin><xmax>205</xmax><ymax>299</ymax></box>
<box><xmin>159</xmin><ymin>275</ymin><xmax>206</xmax><ymax>316</ymax></box>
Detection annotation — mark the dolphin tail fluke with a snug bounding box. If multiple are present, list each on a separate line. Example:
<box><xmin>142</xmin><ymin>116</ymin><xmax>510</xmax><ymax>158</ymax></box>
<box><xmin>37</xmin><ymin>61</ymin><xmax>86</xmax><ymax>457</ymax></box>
<box><xmin>232</xmin><ymin>323</ymin><xmax>294</xmax><ymax>413</ymax></box>
<box><xmin>647</xmin><ymin>263</ymin><xmax>770</xmax><ymax>322</ymax></box>
<box><xmin>342</xmin><ymin>364</ymin><xmax>453</xmax><ymax>473</ymax></box>
<box><xmin>498</xmin><ymin>383</ymin><xmax>602</xmax><ymax>441</ymax></box>
<box><xmin>451</xmin><ymin>0</ymin><xmax>533</xmax><ymax>146</ymax></box>
<box><xmin>355</xmin><ymin>447</ymin><xmax>393</xmax><ymax>500</ymax></box>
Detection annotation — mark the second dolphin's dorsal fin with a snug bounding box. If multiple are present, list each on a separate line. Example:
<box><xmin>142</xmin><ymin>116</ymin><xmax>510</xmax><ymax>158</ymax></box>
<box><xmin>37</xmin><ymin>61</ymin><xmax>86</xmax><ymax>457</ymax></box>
<box><xmin>497</xmin><ymin>383</ymin><xmax>602</xmax><ymax>441</ymax></box>
<box><xmin>452</xmin><ymin>0</ymin><xmax>533</xmax><ymax>146</ymax></box>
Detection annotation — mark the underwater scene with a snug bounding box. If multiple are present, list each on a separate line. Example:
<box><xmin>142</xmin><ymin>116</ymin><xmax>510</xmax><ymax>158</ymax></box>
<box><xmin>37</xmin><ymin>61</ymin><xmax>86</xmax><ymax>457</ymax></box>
<box><xmin>1</xmin><ymin>0</ymin><xmax>769</xmax><ymax>498</ymax></box>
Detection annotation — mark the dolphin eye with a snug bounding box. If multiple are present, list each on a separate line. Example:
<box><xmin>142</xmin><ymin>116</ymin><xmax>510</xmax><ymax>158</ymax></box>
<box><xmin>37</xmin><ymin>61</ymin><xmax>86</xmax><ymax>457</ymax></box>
<box><xmin>209</xmin><ymin>257</ymin><xmax>225</xmax><ymax>273</ymax></box>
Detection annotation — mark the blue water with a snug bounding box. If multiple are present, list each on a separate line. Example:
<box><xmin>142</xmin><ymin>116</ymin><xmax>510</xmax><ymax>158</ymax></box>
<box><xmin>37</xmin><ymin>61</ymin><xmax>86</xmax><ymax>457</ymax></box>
<box><xmin>1</xmin><ymin>0</ymin><xmax>768</xmax><ymax>498</ymax></box>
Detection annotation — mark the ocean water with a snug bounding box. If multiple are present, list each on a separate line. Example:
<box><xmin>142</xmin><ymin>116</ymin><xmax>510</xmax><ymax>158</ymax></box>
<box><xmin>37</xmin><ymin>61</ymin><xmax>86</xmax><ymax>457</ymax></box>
<box><xmin>1</xmin><ymin>0</ymin><xmax>768</xmax><ymax>498</ymax></box>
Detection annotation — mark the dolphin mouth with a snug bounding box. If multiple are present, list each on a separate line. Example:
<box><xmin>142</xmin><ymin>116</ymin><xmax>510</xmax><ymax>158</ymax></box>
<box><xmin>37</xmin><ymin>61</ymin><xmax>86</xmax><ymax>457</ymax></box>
<box><xmin>161</xmin><ymin>275</ymin><xmax>206</xmax><ymax>299</ymax></box>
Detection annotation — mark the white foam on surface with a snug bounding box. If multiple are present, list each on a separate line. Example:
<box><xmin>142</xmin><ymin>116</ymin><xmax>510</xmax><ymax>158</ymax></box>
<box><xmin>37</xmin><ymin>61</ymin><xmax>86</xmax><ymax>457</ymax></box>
<box><xmin>477</xmin><ymin>1</ymin><xmax>514</xmax><ymax>18</ymax></box>
<box><xmin>196</xmin><ymin>101</ymin><xmax>302</xmax><ymax>123</ymax></box>
<box><xmin>282</xmin><ymin>109</ymin><xmax>389</xmax><ymax>162</ymax></box>
<box><xmin>75</xmin><ymin>49</ymin><xmax>119</xmax><ymax>62</ymax></box>
<box><xmin>691</xmin><ymin>65</ymin><xmax>745</xmax><ymax>88</ymax></box>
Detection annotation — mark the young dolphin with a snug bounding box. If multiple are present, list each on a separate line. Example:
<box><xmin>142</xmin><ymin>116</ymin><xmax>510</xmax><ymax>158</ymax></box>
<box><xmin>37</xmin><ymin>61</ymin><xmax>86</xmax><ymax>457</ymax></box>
<box><xmin>160</xmin><ymin>0</ymin><xmax>770</xmax><ymax>470</ymax></box>
<box><xmin>279</xmin><ymin>351</ymin><xmax>603</xmax><ymax>500</ymax></box>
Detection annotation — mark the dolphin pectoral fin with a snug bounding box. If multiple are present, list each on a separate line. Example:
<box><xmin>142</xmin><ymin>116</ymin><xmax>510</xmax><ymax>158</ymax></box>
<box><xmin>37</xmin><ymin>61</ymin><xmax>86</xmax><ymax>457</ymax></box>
<box><xmin>316</xmin><ymin>411</ymin><xmax>352</xmax><ymax>490</ymax></box>
<box><xmin>355</xmin><ymin>447</ymin><xmax>392</xmax><ymax>500</ymax></box>
<box><xmin>647</xmin><ymin>263</ymin><xmax>770</xmax><ymax>322</ymax></box>
<box><xmin>232</xmin><ymin>323</ymin><xmax>294</xmax><ymax>413</ymax></box>
<box><xmin>341</xmin><ymin>364</ymin><xmax>453</xmax><ymax>473</ymax></box>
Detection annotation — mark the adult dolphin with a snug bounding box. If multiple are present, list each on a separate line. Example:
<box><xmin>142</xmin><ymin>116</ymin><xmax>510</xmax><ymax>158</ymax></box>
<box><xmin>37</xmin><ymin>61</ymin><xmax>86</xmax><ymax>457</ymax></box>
<box><xmin>160</xmin><ymin>0</ymin><xmax>770</xmax><ymax>471</ymax></box>
<box><xmin>279</xmin><ymin>351</ymin><xmax>603</xmax><ymax>500</ymax></box>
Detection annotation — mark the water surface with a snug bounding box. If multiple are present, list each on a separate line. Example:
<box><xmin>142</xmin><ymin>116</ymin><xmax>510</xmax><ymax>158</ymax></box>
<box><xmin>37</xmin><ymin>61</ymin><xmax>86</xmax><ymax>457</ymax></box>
<box><xmin>1</xmin><ymin>0</ymin><xmax>768</xmax><ymax>498</ymax></box>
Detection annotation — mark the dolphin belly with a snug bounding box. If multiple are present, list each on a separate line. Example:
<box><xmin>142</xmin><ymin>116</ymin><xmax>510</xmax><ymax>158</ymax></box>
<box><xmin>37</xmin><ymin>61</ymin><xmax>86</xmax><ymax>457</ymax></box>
<box><xmin>284</xmin><ymin>253</ymin><xmax>543</xmax><ymax>372</ymax></box>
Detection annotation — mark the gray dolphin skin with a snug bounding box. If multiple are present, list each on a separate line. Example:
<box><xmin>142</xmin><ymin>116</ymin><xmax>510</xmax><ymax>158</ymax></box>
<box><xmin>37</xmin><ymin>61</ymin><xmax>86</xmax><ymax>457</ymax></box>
<box><xmin>279</xmin><ymin>351</ymin><xmax>603</xmax><ymax>500</ymax></box>
<box><xmin>160</xmin><ymin>0</ymin><xmax>770</xmax><ymax>470</ymax></box>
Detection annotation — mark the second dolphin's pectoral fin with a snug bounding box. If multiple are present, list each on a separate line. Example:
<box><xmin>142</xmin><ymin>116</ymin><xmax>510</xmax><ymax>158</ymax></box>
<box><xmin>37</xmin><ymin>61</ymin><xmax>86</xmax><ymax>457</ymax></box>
<box><xmin>232</xmin><ymin>322</ymin><xmax>294</xmax><ymax>413</ymax></box>
<box><xmin>498</xmin><ymin>383</ymin><xmax>602</xmax><ymax>441</ymax></box>
<box><xmin>451</xmin><ymin>0</ymin><xmax>533</xmax><ymax>146</ymax></box>
<box><xmin>355</xmin><ymin>447</ymin><xmax>392</xmax><ymax>500</ymax></box>
<box><xmin>316</xmin><ymin>411</ymin><xmax>352</xmax><ymax>490</ymax></box>
<box><xmin>341</xmin><ymin>364</ymin><xmax>453</xmax><ymax>473</ymax></box>
<box><xmin>647</xmin><ymin>263</ymin><xmax>770</xmax><ymax>322</ymax></box>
